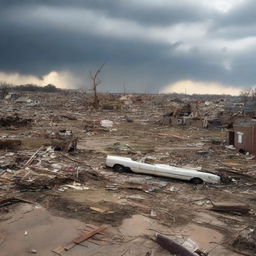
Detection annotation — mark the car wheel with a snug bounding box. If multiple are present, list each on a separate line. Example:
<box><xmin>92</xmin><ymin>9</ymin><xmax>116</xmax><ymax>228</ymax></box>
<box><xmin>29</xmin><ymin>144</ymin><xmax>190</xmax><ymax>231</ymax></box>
<box><xmin>113</xmin><ymin>164</ymin><xmax>125</xmax><ymax>172</ymax></box>
<box><xmin>190</xmin><ymin>177</ymin><xmax>203</xmax><ymax>184</ymax></box>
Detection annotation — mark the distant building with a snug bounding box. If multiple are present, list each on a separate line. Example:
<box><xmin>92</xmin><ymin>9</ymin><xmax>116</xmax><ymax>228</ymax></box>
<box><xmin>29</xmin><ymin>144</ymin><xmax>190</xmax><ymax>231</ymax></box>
<box><xmin>224</xmin><ymin>102</ymin><xmax>256</xmax><ymax>118</ymax></box>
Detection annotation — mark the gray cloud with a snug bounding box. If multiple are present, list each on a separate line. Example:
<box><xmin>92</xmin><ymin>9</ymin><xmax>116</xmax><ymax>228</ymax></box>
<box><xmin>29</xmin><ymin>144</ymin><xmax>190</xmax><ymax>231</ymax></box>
<box><xmin>0</xmin><ymin>0</ymin><xmax>215</xmax><ymax>26</ymax></box>
<box><xmin>0</xmin><ymin>0</ymin><xmax>256</xmax><ymax>92</ymax></box>
<box><xmin>209</xmin><ymin>0</ymin><xmax>256</xmax><ymax>39</ymax></box>
<box><xmin>221</xmin><ymin>0</ymin><xmax>256</xmax><ymax>26</ymax></box>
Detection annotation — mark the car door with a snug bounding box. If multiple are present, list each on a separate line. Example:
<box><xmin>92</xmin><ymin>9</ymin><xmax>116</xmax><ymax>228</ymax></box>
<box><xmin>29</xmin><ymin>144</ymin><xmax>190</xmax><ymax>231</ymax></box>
<box><xmin>136</xmin><ymin>162</ymin><xmax>156</xmax><ymax>175</ymax></box>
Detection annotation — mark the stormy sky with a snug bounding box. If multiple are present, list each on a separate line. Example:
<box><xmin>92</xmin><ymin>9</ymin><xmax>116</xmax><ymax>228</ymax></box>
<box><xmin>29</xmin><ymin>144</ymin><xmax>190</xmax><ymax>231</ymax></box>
<box><xmin>0</xmin><ymin>0</ymin><xmax>256</xmax><ymax>94</ymax></box>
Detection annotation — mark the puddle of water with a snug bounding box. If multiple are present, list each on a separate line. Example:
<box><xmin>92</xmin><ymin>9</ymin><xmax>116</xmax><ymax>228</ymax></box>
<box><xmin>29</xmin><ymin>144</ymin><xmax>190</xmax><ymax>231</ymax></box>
<box><xmin>63</xmin><ymin>188</ymin><xmax>126</xmax><ymax>205</ymax></box>
<box><xmin>119</xmin><ymin>215</ymin><xmax>153</xmax><ymax>236</ymax></box>
<box><xmin>0</xmin><ymin>203</ymin><xmax>86</xmax><ymax>256</ymax></box>
<box><xmin>180</xmin><ymin>224</ymin><xmax>224</xmax><ymax>251</ymax></box>
<box><xmin>194</xmin><ymin>211</ymin><xmax>226</xmax><ymax>227</ymax></box>
<box><xmin>0</xmin><ymin>204</ymin><xmax>235</xmax><ymax>256</ymax></box>
<box><xmin>120</xmin><ymin>214</ymin><xmax>225</xmax><ymax>254</ymax></box>
<box><xmin>119</xmin><ymin>214</ymin><xmax>169</xmax><ymax>237</ymax></box>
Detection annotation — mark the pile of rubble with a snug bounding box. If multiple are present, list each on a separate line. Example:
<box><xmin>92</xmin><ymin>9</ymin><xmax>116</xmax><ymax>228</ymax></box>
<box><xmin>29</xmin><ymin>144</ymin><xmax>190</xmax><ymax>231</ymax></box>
<box><xmin>0</xmin><ymin>114</ymin><xmax>32</xmax><ymax>128</ymax></box>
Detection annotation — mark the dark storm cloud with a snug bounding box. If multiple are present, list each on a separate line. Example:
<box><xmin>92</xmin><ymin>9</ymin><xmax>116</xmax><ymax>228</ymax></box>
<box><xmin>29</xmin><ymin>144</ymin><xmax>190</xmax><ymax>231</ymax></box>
<box><xmin>61</xmin><ymin>0</ymin><xmax>210</xmax><ymax>26</ymax></box>
<box><xmin>0</xmin><ymin>0</ymin><xmax>256</xmax><ymax>91</ymax></box>
<box><xmin>0</xmin><ymin>4</ymin><xmax>181</xmax><ymax>74</ymax></box>
<box><xmin>0</xmin><ymin>0</ymin><xmax>214</xmax><ymax>26</ymax></box>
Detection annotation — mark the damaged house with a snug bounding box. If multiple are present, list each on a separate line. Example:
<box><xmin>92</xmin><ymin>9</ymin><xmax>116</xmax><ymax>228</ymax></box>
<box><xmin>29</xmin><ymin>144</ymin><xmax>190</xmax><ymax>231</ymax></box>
<box><xmin>160</xmin><ymin>101</ymin><xmax>226</xmax><ymax>130</ymax></box>
<box><xmin>160</xmin><ymin>104</ymin><xmax>192</xmax><ymax>126</ymax></box>
<box><xmin>226</xmin><ymin>119</ymin><xmax>256</xmax><ymax>155</ymax></box>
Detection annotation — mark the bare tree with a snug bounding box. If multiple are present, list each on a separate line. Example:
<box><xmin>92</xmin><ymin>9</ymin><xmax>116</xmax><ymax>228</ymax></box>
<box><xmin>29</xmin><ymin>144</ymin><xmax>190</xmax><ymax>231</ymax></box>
<box><xmin>240</xmin><ymin>88</ymin><xmax>256</xmax><ymax>104</ymax></box>
<box><xmin>90</xmin><ymin>63</ymin><xmax>105</xmax><ymax>109</ymax></box>
<box><xmin>240</xmin><ymin>88</ymin><xmax>251</xmax><ymax>105</ymax></box>
<box><xmin>251</xmin><ymin>88</ymin><xmax>256</xmax><ymax>102</ymax></box>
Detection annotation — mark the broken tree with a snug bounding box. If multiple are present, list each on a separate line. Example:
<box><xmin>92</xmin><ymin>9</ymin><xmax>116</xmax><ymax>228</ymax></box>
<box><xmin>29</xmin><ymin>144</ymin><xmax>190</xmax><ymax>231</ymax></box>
<box><xmin>90</xmin><ymin>63</ymin><xmax>105</xmax><ymax>109</ymax></box>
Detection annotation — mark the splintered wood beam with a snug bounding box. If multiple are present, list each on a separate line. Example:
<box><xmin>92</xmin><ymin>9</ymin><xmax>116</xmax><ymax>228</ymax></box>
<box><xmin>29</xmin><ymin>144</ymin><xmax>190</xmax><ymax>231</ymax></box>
<box><xmin>52</xmin><ymin>225</ymin><xmax>108</xmax><ymax>255</ymax></box>
<box><xmin>210</xmin><ymin>202</ymin><xmax>250</xmax><ymax>214</ymax></box>
<box><xmin>73</xmin><ymin>225</ymin><xmax>108</xmax><ymax>244</ymax></box>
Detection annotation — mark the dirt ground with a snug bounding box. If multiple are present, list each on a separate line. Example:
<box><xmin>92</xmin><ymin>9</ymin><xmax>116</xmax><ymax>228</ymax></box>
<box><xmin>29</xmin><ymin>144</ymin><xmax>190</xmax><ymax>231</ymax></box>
<box><xmin>0</xmin><ymin>92</ymin><xmax>255</xmax><ymax>256</ymax></box>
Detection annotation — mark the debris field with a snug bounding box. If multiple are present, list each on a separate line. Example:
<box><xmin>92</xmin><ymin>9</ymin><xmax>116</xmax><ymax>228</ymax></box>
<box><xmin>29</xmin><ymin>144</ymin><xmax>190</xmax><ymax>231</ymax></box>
<box><xmin>0</xmin><ymin>91</ymin><xmax>255</xmax><ymax>256</ymax></box>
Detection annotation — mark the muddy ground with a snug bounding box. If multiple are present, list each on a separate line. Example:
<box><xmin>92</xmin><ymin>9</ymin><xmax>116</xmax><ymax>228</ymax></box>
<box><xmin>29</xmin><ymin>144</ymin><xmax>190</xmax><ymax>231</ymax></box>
<box><xmin>0</xmin><ymin>92</ymin><xmax>255</xmax><ymax>256</ymax></box>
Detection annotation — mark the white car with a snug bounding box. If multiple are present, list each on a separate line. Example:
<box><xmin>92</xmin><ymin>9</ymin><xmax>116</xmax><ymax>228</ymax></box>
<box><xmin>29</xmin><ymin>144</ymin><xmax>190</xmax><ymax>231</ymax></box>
<box><xmin>106</xmin><ymin>155</ymin><xmax>220</xmax><ymax>184</ymax></box>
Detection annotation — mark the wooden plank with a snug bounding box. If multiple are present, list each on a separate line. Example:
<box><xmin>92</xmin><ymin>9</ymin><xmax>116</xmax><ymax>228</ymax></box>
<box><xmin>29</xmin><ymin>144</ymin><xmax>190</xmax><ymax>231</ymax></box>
<box><xmin>82</xmin><ymin>226</ymin><xmax>105</xmax><ymax>236</ymax></box>
<box><xmin>64</xmin><ymin>243</ymin><xmax>76</xmax><ymax>251</ymax></box>
<box><xmin>52</xmin><ymin>225</ymin><xmax>108</xmax><ymax>254</ymax></box>
<box><xmin>210</xmin><ymin>202</ymin><xmax>250</xmax><ymax>214</ymax></box>
<box><xmin>73</xmin><ymin>225</ymin><xmax>107</xmax><ymax>244</ymax></box>
<box><xmin>52</xmin><ymin>246</ymin><xmax>64</xmax><ymax>255</ymax></box>
<box><xmin>80</xmin><ymin>226</ymin><xmax>105</xmax><ymax>236</ymax></box>
<box><xmin>24</xmin><ymin>146</ymin><xmax>43</xmax><ymax>167</ymax></box>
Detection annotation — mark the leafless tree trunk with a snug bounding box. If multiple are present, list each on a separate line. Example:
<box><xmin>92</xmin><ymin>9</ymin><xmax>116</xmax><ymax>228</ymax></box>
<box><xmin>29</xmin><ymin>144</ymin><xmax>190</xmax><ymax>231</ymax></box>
<box><xmin>90</xmin><ymin>63</ymin><xmax>105</xmax><ymax>109</ymax></box>
<box><xmin>251</xmin><ymin>88</ymin><xmax>256</xmax><ymax>102</ymax></box>
<box><xmin>240</xmin><ymin>88</ymin><xmax>251</xmax><ymax>105</ymax></box>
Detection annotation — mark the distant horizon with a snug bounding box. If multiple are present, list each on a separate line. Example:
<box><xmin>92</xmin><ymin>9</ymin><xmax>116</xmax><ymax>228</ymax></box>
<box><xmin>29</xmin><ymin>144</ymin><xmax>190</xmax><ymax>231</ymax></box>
<box><xmin>0</xmin><ymin>80</ymin><xmax>246</xmax><ymax>97</ymax></box>
<box><xmin>0</xmin><ymin>69</ymin><xmax>253</xmax><ymax>96</ymax></box>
